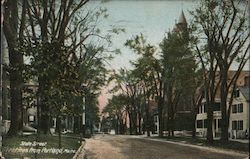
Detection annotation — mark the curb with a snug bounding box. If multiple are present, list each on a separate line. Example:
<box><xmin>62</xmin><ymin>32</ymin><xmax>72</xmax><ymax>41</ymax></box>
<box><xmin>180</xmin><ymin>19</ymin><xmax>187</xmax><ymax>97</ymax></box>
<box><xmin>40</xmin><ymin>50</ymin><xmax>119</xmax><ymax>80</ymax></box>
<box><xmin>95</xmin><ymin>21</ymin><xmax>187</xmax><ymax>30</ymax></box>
<box><xmin>73</xmin><ymin>141</ymin><xmax>85</xmax><ymax>159</ymax></box>
<box><xmin>140</xmin><ymin>137</ymin><xmax>249</xmax><ymax>158</ymax></box>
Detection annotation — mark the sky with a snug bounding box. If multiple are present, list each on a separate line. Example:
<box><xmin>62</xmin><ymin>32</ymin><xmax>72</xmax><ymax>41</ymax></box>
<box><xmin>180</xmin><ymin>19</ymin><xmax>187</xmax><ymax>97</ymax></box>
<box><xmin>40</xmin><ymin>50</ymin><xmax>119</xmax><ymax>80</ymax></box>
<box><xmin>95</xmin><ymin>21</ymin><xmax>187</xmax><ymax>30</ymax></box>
<box><xmin>96</xmin><ymin>0</ymin><xmax>197</xmax><ymax>70</ymax></box>
<box><xmin>93</xmin><ymin>0</ymin><xmax>199</xmax><ymax>110</ymax></box>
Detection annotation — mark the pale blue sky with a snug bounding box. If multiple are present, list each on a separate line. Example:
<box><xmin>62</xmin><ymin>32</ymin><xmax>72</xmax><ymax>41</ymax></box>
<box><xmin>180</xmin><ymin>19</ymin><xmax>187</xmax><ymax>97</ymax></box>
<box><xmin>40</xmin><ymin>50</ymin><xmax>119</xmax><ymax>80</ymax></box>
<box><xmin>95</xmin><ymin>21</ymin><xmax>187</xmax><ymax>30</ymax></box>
<box><xmin>89</xmin><ymin>0</ymin><xmax>198</xmax><ymax>70</ymax></box>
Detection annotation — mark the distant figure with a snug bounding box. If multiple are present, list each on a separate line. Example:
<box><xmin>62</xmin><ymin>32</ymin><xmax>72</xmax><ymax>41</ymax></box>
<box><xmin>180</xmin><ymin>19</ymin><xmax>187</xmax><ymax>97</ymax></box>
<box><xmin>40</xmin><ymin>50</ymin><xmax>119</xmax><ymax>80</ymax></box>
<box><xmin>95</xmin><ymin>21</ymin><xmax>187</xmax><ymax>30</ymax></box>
<box><xmin>245</xmin><ymin>129</ymin><xmax>248</xmax><ymax>139</ymax></box>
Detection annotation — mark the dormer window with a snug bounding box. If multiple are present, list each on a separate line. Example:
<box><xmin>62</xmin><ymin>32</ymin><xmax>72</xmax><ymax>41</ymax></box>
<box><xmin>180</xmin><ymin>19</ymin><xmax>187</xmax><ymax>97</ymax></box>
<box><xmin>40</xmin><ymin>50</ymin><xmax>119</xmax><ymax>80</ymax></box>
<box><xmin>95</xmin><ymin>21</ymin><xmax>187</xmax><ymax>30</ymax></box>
<box><xmin>233</xmin><ymin>89</ymin><xmax>240</xmax><ymax>98</ymax></box>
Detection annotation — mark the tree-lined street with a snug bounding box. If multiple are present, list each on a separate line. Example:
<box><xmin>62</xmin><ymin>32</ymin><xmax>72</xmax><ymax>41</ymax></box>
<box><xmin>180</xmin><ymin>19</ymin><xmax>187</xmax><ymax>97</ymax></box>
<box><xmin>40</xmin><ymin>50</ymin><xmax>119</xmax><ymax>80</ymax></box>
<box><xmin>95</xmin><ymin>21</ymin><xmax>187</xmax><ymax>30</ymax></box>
<box><xmin>83</xmin><ymin>135</ymin><xmax>248</xmax><ymax>159</ymax></box>
<box><xmin>1</xmin><ymin>0</ymin><xmax>249</xmax><ymax>158</ymax></box>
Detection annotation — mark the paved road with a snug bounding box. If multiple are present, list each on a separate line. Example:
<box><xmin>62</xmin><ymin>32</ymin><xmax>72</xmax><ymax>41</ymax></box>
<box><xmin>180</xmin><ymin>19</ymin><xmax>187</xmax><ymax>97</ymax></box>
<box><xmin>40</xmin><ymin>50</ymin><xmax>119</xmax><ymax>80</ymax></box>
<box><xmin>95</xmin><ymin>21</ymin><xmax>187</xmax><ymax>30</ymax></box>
<box><xmin>83</xmin><ymin>134</ymin><xmax>248</xmax><ymax>159</ymax></box>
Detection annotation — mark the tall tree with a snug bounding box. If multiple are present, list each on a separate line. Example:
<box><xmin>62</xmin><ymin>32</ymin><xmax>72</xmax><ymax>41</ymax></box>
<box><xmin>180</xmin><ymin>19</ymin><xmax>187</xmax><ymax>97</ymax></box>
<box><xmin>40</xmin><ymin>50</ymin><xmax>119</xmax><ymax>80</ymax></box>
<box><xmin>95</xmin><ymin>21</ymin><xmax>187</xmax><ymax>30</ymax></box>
<box><xmin>192</xmin><ymin>0</ymin><xmax>250</xmax><ymax>141</ymax></box>
<box><xmin>20</xmin><ymin>0</ymin><xmax>121</xmax><ymax>134</ymax></box>
<box><xmin>160</xmin><ymin>30</ymin><xmax>196</xmax><ymax>136</ymax></box>
<box><xmin>3</xmin><ymin>0</ymin><xmax>26</xmax><ymax>136</ymax></box>
<box><xmin>108</xmin><ymin>69</ymin><xmax>145</xmax><ymax>135</ymax></box>
<box><xmin>103</xmin><ymin>94</ymin><xmax>127</xmax><ymax>134</ymax></box>
<box><xmin>125</xmin><ymin>34</ymin><xmax>158</xmax><ymax>136</ymax></box>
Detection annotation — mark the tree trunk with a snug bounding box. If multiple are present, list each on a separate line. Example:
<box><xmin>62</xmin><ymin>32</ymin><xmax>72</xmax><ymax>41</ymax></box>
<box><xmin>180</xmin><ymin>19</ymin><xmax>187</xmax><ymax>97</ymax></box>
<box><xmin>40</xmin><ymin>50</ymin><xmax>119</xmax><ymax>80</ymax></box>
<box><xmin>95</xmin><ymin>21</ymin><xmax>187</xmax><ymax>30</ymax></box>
<box><xmin>207</xmin><ymin>101</ymin><xmax>214</xmax><ymax>143</ymax></box>
<box><xmin>128</xmin><ymin>112</ymin><xmax>132</xmax><ymax>135</ymax></box>
<box><xmin>8</xmin><ymin>70</ymin><xmax>23</xmax><ymax>136</ymax></box>
<box><xmin>158</xmin><ymin>97</ymin><xmax>163</xmax><ymax>137</ymax></box>
<box><xmin>220</xmin><ymin>71</ymin><xmax>229</xmax><ymax>142</ymax></box>
<box><xmin>116</xmin><ymin>117</ymin><xmax>119</xmax><ymax>134</ymax></box>
<box><xmin>191</xmin><ymin>98</ymin><xmax>197</xmax><ymax>138</ymax></box>
<box><xmin>166</xmin><ymin>115</ymin><xmax>170</xmax><ymax>137</ymax></box>
<box><xmin>40</xmin><ymin>102</ymin><xmax>50</xmax><ymax>134</ymax></box>
<box><xmin>39</xmin><ymin>79</ymin><xmax>50</xmax><ymax>134</ymax></box>
<box><xmin>2</xmin><ymin>66</ymin><xmax>8</xmax><ymax>120</ymax></box>
<box><xmin>145</xmin><ymin>97</ymin><xmax>150</xmax><ymax>137</ymax></box>
<box><xmin>138</xmin><ymin>110</ymin><xmax>142</xmax><ymax>135</ymax></box>
<box><xmin>57</xmin><ymin>116</ymin><xmax>62</xmax><ymax>148</ymax></box>
<box><xmin>3</xmin><ymin>0</ymin><xmax>24</xmax><ymax>136</ymax></box>
<box><xmin>191</xmin><ymin>113</ymin><xmax>197</xmax><ymax>138</ymax></box>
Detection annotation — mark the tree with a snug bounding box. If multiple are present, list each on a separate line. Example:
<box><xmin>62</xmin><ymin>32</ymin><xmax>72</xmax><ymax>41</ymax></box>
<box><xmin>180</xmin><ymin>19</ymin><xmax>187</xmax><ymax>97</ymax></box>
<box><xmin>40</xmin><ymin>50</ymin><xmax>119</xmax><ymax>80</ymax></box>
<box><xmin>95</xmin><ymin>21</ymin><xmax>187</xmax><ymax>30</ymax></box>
<box><xmin>160</xmin><ymin>30</ymin><xmax>196</xmax><ymax>136</ymax></box>
<box><xmin>108</xmin><ymin>68</ymin><xmax>146</xmax><ymax>135</ymax></box>
<box><xmin>16</xmin><ymin>0</ymin><xmax>121</xmax><ymax>135</ymax></box>
<box><xmin>85</xmin><ymin>92</ymin><xmax>100</xmax><ymax>135</ymax></box>
<box><xmin>103</xmin><ymin>95</ymin><xmax>127</xmax><ymax>134</ymax></box>
<box><xmin>3</xmin><ymin>0</ymin><xmax>26</xmax><ymax>136</ymax></box>
<box><xmin>129</xmin><ymin>35</ymin><xmax>166</xmax><ymax>137</ymax></box>
<box><xmin>192</xmin><ymin>0</ymin><xmax>250</xmax><ymax>141</ymax></box>
<box><xmin>189</xmin><ymin>69</ymin><xmax>204</xmax><ymax>138</ymax></box>
<box><xmin>125</xmin><ymin>34</ymin><xmax>158</xmax><ymax>136</ymax></box>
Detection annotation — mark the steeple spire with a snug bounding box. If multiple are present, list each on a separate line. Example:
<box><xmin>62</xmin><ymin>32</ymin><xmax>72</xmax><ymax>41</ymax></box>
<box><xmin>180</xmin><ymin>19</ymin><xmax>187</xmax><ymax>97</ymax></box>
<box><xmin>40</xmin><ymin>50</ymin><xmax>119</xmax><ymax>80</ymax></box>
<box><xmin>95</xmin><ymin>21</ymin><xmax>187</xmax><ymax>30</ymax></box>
<box><xmin>173</xmin><ymin>10</ymin><xmax>188</xmax><ymax>33</ymax></box>
<box><xmin>178</xmin><ymin>10</ymin><xmax>187</xmax><ymax>25</ymax></box>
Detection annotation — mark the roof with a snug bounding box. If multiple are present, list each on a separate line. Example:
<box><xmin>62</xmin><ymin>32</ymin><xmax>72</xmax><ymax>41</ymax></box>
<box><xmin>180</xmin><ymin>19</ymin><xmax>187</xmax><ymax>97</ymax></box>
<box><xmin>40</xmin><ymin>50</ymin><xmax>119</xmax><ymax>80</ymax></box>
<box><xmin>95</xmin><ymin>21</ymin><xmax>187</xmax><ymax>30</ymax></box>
<box><xmin>178</xmin><ymin>10</ymin><xmax>187</xmax><ymax>24</ymax></box>
<box><xmin>238</xmin><ymin>86</ymin><xmax>250</xmax><ymax>101</ymax></box>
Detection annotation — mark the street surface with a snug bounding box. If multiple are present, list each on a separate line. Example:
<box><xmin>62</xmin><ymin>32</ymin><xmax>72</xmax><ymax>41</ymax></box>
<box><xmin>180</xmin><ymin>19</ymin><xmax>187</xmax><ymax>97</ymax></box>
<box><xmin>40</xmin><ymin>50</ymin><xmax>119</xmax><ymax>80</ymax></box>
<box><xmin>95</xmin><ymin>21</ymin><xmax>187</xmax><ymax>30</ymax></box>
<box><xmin>83</xmin><ymin>134</ymin><xmax>248</xmax><ymax>159</ymax></box>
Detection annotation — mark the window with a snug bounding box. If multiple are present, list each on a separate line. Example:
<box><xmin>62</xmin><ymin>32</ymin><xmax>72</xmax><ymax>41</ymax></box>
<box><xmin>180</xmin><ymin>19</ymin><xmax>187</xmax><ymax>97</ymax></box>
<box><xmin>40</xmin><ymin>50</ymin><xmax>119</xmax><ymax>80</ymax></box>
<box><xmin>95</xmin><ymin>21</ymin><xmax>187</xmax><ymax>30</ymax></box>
<box><xmin>197</xmin><ymin>120</ymin><xmax>203</xmax><ymax>128</ymax></box>
<box><xmin>238</xmin><ymin>103</ymin><xmax>243</xmax><ymax>113</ymax></box>
<box><xmin>29</xmin><ymin>115</ymin><xmax>35</xmax><ymax>122</ymax></box>
<box><xmin>232</xmin><ymin>103</ymin><xmax>243</xmax><ymax>114</ymax></box>
<box><xmin>218</xmin><ymin>119</ymin><xmax>221</xmax><ymax>128</ymax></box>
<box><xmin>198</xmin><ymin>105</ymin><xmax>202</xmax><ymax>114</ymax></box>
<box><xmin>154</xmin><ymin>116</ymin><xmax>158</xmax><ymax>122</ymax></box>
<box><xmin>238</xmin><ymin>120</ymin><xmax>243</xmax><ymax>130</ymax></box>
<box><xmin>155</xmin><ymin>125</ymin><xmax>157</xmax><ymax>131</ymax></box>
<box><xmin>204</xmin><ymin>104</ymin><xmax>207</xmax><ymax>113</ymax></box>
<box><xmin>232</xmin><ymin>105</ymin><xmax>237</xmax><ymax>113</ymax></box>
<box><xmin>232</xmin><ymin>121</ymin><xmax>237</xmax><ymax>130</ymax></box>
<box><xmin>198</xmin><ymin>104</ymin><xmax>208</xmax><ymax>114</ymax></box>
<box><xmin>213</xmin><ymin>102</ymin><xmax>220</xmax><ymax>111</ymax></box>
<box><xmin>233</xmin><ymin>89</ymin><xmax>240</xmax><ymax>98</ymax></box>
<box><xmin>232</xmin><ymin>120</ymin><xmax>243</xmax><ymax>130</ymax></box>
<box><xmin>214</xmin><ymin>119</ymin><xmax>217</xmax><ymax>129</ymax></box>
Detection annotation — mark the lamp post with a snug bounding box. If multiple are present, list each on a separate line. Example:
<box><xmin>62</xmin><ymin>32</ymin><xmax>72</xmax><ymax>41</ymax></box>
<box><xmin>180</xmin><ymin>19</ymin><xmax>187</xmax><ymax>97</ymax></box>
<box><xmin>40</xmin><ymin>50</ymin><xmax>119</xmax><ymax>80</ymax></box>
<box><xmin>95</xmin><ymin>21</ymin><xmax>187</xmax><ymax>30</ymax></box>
<box><xmin>80</xmin><ymin>83</ymin><xmax>87</xmax><ymax>138</ymax></box>
<box><xmin>82</xmin><ymin>96</ymin><xmax>85</xmax><ymax>138</ymax></box>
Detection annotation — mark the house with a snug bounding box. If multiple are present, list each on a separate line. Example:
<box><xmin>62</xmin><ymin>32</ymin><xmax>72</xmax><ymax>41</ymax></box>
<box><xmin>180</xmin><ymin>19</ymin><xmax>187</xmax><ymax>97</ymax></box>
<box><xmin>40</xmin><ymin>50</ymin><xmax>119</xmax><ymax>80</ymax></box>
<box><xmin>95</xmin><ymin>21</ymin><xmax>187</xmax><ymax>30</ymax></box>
<box><xmin>22</xmin><ymin>84</ymin><xmax>39</xmax><ymax>128</ymax></box>
<box><xmin>229</xmin><ymin>86</ymin><xmax>249</xmax><ymax>139</ymax></box>
<box><xmin>196</xmin><ymin>71</ymin><xmax>250</xmax><ymax>139</ymax></box>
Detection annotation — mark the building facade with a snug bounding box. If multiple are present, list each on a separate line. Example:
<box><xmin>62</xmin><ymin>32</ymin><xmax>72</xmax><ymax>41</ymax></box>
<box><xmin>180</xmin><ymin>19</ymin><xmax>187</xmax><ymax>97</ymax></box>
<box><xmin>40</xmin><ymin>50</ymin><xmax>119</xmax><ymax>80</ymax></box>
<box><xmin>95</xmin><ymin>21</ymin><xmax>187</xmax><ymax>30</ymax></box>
<box><xmin>196</xmin><ymin>72</ymin><xmax>250</xmax><ymax>139</ymax></box>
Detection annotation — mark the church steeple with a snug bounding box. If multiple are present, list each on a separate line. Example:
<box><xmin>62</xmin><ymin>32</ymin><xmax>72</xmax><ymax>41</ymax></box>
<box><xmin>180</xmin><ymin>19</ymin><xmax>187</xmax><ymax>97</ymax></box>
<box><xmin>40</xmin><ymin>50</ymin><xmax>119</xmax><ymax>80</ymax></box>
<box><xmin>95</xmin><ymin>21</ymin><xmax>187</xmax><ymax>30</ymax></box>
<box><xmin>173</xmin><ymin>10</ymin><xmax>187</xmax><ymax>32</ymax></box>
<box><xmin>177</xmin><ymin>10</ymin><xmax>187</xmax><ymax>25</ymax></box>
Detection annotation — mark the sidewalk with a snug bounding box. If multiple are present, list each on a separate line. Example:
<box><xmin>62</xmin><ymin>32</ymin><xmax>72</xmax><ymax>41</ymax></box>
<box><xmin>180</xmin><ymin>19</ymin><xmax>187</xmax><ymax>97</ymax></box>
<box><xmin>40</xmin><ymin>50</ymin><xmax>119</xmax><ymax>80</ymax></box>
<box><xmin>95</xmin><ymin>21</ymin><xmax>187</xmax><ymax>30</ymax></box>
<box><xmin>135</xmin><ymin>136</ymin><xmax>249</xmax><ymax>159</ymax></box>
<box><xmin>229</xmin><ymin>138</ymin><xmax>249</xmax><ymax>144</ymax></box>
<box><xmin>73</xmin><ymin>141</ymin><xmax>85</xmax><ymax>159</ymax></box>
<box><xmin>137</xmin><ymin>133</ymin><xmax>249</xmax><ymax>143</ymax></box>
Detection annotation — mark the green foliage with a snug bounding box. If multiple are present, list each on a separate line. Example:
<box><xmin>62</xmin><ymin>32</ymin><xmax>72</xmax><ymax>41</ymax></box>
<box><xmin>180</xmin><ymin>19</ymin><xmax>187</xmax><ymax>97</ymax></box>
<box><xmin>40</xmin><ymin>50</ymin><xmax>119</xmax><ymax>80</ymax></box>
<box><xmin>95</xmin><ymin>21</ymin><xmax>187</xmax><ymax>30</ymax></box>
<box><xmin>21</xmin><ymin>39</ymin><xmax>112</xmax><ymax>121</ymax></box>
<box><xmin>126</xmin><ymin>34</ymin><xmax>160</xmax><ymax>96</ymax></box>
<box><xmin>160</xmin><ymin>31</ymin><xmax>197</xmax><ymax>93</ymax></box>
